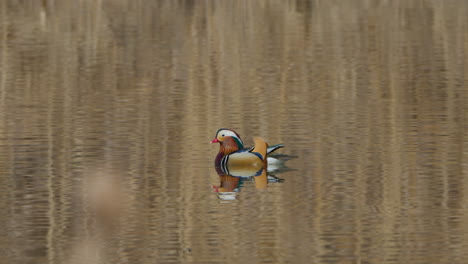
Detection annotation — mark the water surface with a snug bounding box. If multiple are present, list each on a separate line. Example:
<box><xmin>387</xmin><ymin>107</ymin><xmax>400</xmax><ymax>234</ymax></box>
<box><xmin>1</xmin><ymin>1</ymin><xmax>467</xmax><ymax>264</ymax></box>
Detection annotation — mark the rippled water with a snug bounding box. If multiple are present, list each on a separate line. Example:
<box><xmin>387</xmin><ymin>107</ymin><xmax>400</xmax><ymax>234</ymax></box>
<box><xmin>1</xmin><ymin>1</ymin><xmax>467</xmax><ymax>264</ymax></box>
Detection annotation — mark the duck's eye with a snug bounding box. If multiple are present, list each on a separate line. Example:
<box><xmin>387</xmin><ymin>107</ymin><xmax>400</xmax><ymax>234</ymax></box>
<box><xmin>221</xmin><ymin>134</ymin><xmax>225</xmax><ymax>137</ymax></box>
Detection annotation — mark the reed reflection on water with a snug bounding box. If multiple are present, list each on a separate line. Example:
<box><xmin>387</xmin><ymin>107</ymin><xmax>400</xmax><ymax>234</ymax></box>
<box><xmin>1</xmin><ymin>1</ymin><xmax>468</xmax><ymax>264</ymax></box>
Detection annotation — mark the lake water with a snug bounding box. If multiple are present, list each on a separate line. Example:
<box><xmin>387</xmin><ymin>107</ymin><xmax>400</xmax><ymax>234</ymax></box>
<box><xmin>1</xmin><ymin>1</ymin><xmax>467</xmax><ymax>264</ymax></box>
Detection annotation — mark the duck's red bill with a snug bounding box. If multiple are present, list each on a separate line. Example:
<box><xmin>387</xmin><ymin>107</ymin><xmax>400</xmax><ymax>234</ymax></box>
<box><xmin>210</xmin><ymin>138</ymin><xmax>219</xmax><ymax>143</ymax></box>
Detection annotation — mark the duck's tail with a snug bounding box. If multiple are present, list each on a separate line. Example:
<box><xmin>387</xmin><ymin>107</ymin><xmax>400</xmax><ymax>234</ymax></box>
<box><xmin>252</xmin><ymin>137</ymin><xmax>267</xmax><ymax>160</ymax></box>
<box><xmin>267</xmin><ymin>144</ymin><xmax>283</xmax><ymax>154</ymax></box>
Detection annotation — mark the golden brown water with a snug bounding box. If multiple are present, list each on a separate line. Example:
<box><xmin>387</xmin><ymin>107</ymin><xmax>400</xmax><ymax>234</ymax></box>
<box><xmin>1</xmin><ymin>1</ymin><xmax>467</xmax><ymax>263</ymax></box>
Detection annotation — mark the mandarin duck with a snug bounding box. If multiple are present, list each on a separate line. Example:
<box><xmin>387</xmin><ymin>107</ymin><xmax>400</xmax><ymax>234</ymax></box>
<box><xmin>210</xmin><ymin>128</ymin><xmax>284</xmax><ymax>175</ymax></box>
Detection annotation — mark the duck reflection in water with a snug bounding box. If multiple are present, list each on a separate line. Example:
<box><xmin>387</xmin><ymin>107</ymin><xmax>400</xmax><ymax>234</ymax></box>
<box><xmin>211</xmin><ymin>129</ymin><xmax>293</xmax><ymax>201</ymax></box>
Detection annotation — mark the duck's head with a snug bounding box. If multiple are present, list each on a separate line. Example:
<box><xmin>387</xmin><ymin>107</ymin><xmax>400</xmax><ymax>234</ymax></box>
<box><xmin>210</xmin><ymin>128</ymin><xmax>244</xmax><ymax>153</ymax></box>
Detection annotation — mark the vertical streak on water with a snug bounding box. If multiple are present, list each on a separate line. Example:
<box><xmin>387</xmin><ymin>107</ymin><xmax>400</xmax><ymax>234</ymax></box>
<box><xmin>141</xmin><ymin>86</ymin><xmax>152</xmax><ymax>264</ymax></box>
<box><xmin>94</xmin><ymin>0</ymin><xmax>102</xmax><ymax>54</ymax></box>
<box><xmin>383</xmin><ymin>7</ymin><xmax>402</xmax><ymax>263</ymax></box>
<box><xmin>0</xmin><ymin>0</ymin><xmax>6</xmax><ymax>106</ymax></box>
<box><xmin>0</xmin><ymin>1</ymin><xmax>11</xmax><ymax>263</ymax></box>
<box><xmin>460</xmin><ymin>5</ymin><xmax>468</xmax><ymax>261</ymax></box>
<box><xmin>46</xmin><ymin>51</ymin><xmax>56</xmax><ymax>264</ymax></box>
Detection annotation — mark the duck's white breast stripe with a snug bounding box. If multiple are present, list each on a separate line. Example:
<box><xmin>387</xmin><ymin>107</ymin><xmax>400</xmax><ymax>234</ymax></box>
<box><xmin>221</xmin><ymin>155</ymin><xmax>230</xmax><ymax>175</ymax></box>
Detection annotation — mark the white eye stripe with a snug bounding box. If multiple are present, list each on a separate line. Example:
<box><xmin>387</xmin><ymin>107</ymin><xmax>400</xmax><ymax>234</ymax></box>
<box><xmin>218</xmin><ymin>130</ymin><xmax>244</xmax><ymax>145</ymax></box>
<box><xmin>219</xmin><ymin>130</ymin><xmax>237</xmax><ymax>138</ymax></box>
